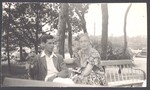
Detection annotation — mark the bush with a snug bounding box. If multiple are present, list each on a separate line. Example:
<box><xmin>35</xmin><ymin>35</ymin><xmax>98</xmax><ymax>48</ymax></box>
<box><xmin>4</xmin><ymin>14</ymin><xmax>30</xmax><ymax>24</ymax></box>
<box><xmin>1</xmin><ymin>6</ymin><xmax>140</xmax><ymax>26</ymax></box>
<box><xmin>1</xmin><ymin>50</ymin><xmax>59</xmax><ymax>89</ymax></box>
<box><xmin>90</xmin><ymin>36</ymin><xmax>133</xmax><ymax>60</ymax></box>
<box><xmin>112</xmin><ymin>47</ymin><xmax>133</xmax><ymax>60</ymax></box>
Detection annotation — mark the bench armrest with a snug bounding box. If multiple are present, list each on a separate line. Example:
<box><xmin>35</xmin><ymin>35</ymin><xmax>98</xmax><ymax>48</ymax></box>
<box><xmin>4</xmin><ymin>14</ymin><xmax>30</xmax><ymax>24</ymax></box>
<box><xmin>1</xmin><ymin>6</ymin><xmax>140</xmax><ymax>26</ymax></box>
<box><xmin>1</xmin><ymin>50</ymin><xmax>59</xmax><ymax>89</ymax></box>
<box><xmin>131</xmin><ymin>68</ymin><xmax>146</xmax><ymax>80</ymax></box>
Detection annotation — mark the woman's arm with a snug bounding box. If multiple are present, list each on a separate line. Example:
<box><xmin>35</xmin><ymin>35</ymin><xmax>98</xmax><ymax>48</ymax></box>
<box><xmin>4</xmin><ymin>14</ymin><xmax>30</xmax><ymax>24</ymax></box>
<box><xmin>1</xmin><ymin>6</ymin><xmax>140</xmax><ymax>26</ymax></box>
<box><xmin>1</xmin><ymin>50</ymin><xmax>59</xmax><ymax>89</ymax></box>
<box><xmin>81</xmin><ymin>55</ymin><xmax>100</xmax><ymax>76</ymax></box>
<box><xmin>81</xmin><ymin>63</ymin><xmax>94</xmax><ymax>76</ymax></box>
<box><xmin>81</xmin><ymin>48</ymin><xmax>101</xmax><ymax>77</ymax></box>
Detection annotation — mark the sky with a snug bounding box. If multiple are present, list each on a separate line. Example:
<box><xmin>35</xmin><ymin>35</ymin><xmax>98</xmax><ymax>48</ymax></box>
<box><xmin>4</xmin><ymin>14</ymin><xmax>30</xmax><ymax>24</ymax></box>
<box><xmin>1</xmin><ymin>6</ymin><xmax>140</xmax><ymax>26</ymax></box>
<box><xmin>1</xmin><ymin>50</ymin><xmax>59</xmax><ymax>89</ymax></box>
<box><xmin>42</xmin><ymin>3</ymin><xmax>147</xmax><ymax>38</ymax></box>
<box><xmin>86</xmin><ymin>3</ymin><xmax>147</xmax><ymax>37</ymax></box>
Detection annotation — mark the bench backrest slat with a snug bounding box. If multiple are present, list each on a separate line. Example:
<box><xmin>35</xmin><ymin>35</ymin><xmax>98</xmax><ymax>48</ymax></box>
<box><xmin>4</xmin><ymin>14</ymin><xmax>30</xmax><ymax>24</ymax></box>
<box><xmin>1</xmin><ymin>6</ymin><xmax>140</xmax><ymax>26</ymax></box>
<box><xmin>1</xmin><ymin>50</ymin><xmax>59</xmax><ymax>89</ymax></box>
<box><xmin>101</xmin><ymin>60</ymin><xmax>133</xmax><ymax>66</ymax></box>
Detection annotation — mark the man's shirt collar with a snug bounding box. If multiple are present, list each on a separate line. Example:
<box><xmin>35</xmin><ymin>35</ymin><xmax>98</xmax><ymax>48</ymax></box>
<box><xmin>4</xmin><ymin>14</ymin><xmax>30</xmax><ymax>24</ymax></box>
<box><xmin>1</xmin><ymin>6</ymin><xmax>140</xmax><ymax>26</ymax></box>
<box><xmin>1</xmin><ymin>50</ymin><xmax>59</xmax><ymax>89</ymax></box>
<box><xmin>40</xmin><ymin>50</ymin><xmax>56</xmax><ymax>58</ymax></box>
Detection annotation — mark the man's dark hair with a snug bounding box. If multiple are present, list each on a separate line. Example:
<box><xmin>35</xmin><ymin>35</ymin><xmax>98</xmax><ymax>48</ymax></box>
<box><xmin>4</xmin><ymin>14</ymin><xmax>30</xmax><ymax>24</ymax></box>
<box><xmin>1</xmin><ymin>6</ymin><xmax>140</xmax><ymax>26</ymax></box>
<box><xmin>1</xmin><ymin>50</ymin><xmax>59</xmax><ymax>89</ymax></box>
<box><xmin>40</xmin><ymin>34</ymin><xmax>54</xmax><ymax>43</ymax></box>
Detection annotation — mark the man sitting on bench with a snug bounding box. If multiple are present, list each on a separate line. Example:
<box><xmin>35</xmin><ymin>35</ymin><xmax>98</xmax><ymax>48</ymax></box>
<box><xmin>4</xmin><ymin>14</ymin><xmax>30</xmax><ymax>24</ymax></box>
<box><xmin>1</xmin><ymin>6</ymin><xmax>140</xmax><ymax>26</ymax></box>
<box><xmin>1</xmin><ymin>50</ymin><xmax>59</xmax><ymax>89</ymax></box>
<box><xmin>29</xmin><ymin>34</ymin><xmax>74</xmax><ymax>84</ymax></box>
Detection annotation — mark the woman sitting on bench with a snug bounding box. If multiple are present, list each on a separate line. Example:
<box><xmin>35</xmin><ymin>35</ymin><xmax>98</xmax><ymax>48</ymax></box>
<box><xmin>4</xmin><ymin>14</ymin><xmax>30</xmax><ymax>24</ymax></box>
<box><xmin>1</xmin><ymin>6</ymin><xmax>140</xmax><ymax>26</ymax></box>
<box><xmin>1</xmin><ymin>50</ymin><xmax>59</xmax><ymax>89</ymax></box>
<box><xmin>70</xmin><ymin>33</ymin><xmax>108</xmax><ymax>86</ymax></box>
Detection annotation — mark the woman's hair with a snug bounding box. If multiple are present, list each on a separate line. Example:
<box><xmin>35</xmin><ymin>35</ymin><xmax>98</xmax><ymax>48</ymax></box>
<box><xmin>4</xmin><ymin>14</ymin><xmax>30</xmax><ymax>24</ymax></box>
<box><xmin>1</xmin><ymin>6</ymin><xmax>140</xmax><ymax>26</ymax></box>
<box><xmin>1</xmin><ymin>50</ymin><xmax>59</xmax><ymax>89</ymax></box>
<box><xmin>78</xmin><ymin>33</ymin><xmax>89</xmax><ymax>40</ymax></box>
<box><xmin>78</xmin><ymin>33</ymin><xmax>92</xmax><ymax>45</ymax></box>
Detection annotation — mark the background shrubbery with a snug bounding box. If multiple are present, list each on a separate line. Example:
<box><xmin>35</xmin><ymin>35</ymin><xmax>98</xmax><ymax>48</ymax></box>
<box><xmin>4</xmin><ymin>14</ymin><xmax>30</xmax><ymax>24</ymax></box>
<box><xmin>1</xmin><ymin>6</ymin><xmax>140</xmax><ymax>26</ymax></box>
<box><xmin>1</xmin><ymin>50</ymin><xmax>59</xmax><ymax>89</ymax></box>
<box><xmin>65</xmin><ymin>35</ymin><xmax>146</xmax><ymax>60</ymax></box>
<box><xmin>90</xmin><ymin>36</ymin><xmax>133</xmax><ymax>60</ymax></box>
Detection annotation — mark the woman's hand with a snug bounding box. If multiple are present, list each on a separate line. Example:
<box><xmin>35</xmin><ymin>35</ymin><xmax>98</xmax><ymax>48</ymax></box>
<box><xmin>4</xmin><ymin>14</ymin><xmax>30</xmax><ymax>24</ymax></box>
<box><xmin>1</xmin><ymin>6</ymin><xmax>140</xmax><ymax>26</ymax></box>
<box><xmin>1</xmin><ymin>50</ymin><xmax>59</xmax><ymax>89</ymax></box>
<box><xmin>71</xmin><ymin>74</ymin><xmax>82</xmax><ymax>84</ymax></box>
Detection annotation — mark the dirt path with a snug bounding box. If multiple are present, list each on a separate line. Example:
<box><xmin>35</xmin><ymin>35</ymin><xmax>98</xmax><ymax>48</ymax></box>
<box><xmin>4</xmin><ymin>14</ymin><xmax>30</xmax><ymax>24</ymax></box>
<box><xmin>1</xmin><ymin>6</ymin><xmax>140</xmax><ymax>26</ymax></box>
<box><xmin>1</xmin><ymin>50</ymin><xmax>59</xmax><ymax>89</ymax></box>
<box><xmin>133</xmin><ymin>57</ymin><xmax>147</xmax><ymax>74</ymax></box>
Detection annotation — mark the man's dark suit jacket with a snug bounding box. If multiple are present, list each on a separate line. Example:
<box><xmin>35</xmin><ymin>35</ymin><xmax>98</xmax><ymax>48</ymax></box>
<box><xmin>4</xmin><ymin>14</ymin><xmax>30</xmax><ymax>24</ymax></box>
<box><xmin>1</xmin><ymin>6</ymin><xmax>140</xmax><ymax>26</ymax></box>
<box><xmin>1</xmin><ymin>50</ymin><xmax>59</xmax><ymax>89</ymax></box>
<box><xmin>29</xmin><ymin>53</ymin><xmax>70</xmax><ymax>81</ymax></box>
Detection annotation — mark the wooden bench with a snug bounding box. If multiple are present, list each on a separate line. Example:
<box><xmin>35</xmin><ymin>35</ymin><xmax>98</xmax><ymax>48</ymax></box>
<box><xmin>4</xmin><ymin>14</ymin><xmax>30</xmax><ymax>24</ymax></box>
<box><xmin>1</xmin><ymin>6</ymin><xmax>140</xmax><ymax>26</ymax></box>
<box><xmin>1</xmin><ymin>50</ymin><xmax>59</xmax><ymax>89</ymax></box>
<box><xmin>100</xmin><ymin>60</ymin><xmax>146</xmax><ymax>87</ymax></box>
<box><xmin>2</xmin><ymin>77</ymin><xmax>103</xmax><ymax>87</ymax></box>
<box><xmin>66</xmin><ymin>59</ymin><xmax>146</xmax><ymax>87</ymax></box>
<box><xmin>2</xmin><ymin>60</ymin><xmax>146</xmax><ymax>87</ymax></box>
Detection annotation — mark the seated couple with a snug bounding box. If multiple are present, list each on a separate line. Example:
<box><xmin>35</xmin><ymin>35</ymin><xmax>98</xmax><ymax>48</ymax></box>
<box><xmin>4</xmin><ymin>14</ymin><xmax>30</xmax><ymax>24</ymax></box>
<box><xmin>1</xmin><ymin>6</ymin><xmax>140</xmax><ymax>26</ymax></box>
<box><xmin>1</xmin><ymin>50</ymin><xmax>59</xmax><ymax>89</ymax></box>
<box><xmin>29</xmin><ymin>34</ymin><xmax>107</xmax><ymax>86</ymax></box>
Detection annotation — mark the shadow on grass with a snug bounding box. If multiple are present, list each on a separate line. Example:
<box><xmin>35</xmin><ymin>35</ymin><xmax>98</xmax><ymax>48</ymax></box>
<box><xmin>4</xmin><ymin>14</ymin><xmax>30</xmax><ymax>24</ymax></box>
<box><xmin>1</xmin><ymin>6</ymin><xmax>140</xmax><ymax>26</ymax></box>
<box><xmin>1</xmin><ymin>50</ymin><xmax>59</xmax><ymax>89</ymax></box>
<box><xmin>1</xmin><ymin>61</ymin><xmax>28</xmax><ymax>85</ymax></box>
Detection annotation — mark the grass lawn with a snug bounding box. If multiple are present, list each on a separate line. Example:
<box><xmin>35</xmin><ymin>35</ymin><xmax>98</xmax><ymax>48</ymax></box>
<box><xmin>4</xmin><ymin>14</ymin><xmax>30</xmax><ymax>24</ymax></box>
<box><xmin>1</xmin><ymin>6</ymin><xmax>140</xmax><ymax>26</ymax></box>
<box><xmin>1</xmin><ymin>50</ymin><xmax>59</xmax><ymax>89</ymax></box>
<box><xmin>1</xmin><ymin>60</ymin><xmax>28</xmax><ymax>86</ymax></box>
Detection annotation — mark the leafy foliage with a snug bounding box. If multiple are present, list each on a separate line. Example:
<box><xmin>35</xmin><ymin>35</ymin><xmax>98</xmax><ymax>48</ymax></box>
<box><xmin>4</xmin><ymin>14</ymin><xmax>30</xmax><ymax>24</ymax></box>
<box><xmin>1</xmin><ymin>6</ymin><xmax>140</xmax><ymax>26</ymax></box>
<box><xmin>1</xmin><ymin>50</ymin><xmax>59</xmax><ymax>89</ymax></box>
<box><xmin>90</xmin><ymin>36</ymin><xmax>133</xmax><ymax>60</ymax></box>
<box><xmin>2</xmin><ymin>3</ymin><xmax>88</xmax><ymax>51</ymax></box>
<box><xmin>68</xmin><ymin>3</ymin><xmax>89</xmax><ymax>34</ymax></box>
<box><xmin>2</xmin><ymin>2</ymin><xmax>60</xmax><ymax>50</ymax></box>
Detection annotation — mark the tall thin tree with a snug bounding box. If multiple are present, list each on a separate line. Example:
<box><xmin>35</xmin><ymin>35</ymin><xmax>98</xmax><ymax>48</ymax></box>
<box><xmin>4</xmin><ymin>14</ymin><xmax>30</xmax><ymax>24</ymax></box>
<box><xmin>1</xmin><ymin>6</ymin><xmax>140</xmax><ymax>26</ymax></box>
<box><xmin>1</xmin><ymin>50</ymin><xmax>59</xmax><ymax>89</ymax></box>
<box><xmin>7</xmin><ymin>3</ymin><xmax>11</xmax><ymax>73</ymax></box>
<box><xmin>67</xmin><ymin>18</ymin><xmax>73</xmax><ymax>58</ymax></box>
<box><xmin>35</xmin><ymin>3</ymin><xmax>39</xmax><ymax>54</ymax></box>
<box><xmin>101</xmin><ymin>3</ymin><xmax>109</xmax><ymax>60</ymax></box>
<box><xmin>123</xmin><ymin>3</ymin><xmax>132</xmax><ymax>55</ymax></box>
<box><xmin>57</xmin><ymin>3</ymin><xmax>68</xmax><ymax>57</ymax></box>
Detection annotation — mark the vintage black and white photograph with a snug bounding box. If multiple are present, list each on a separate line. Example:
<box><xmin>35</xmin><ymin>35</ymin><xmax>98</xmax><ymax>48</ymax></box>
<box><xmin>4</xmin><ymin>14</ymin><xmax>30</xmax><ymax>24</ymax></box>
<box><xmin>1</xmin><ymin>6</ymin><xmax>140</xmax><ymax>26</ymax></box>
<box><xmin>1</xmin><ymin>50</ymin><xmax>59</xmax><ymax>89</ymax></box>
<box><xmin>1</xmin><ymin>2</ymin><xmax>147</xmax><ymax>87</ymax></box>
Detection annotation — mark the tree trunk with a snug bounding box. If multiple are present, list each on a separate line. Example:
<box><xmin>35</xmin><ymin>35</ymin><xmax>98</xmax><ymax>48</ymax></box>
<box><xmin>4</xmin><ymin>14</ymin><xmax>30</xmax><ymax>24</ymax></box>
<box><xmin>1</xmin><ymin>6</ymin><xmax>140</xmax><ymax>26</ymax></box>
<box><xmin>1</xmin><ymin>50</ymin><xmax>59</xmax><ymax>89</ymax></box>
<box><xmin>7</xmin><ymin>3</ymin><xmax>11</xmax><ymax>73</ymax></box>
<box><xmin>101</xmin><ymin>3</ymin><xmax>108</xmax><ymax>60</ymax></box>
<box><xmin>66</xmin><ymin>6</ymin><xmax>73</xmax><ymax>58</ymax></box>
<box><xmin>35</xmin><ymin>9</ymin><xmax>39</xmax><ymax>54</ymax></box>
<box><xmin>57</xmin><ymin>3</ymin><xmax>68</xmax><ymax>58</ymax></box>
<box><xmin>75</xmin><ymin>9</ymin><xmax>87</xmax><ymax>33</ymax></box>
<box><xmin>82</xmin><ymin>16</ymin><xmax>87</xmax><ymax>33</ymax></box>
<box><xmin>67</xmin><ymin>20</ymin><xmax>73</xmax><ymax>58</ymax></box>
<box><xmin>19</xmin><ymin>39</ymin><xmax>23</xmax><ymax>61</ymax></box>
<box><xmin>123</xmin><ymin>4</ymin><xmax>132</xmax><ymax>55</ymax></box>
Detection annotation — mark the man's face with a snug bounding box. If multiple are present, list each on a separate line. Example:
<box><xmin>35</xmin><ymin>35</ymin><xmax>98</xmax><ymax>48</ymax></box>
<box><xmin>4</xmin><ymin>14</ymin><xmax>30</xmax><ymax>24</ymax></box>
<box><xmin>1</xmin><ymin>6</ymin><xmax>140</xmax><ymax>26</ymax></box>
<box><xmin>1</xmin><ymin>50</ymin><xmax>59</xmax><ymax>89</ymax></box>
<box><xmin>44</xmin><ymin>39</ymin><xmax>55</xmax><ymax>53</ymax></box>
